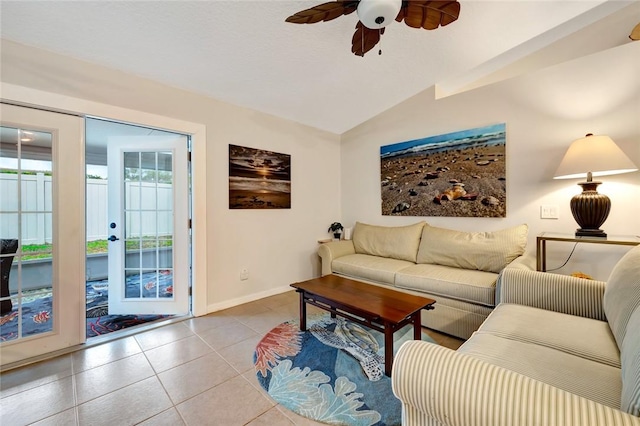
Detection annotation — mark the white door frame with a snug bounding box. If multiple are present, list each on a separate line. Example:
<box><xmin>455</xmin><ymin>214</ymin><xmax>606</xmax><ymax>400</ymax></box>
<box><xmin>0</xmin><ymin>103</ymin><xmax>85</xmax><ymax>365</ymax></box>
<box><xmin>0</xmin><ymin>83</ymin><xmax>208</xmax><ymax>318</ymax></box>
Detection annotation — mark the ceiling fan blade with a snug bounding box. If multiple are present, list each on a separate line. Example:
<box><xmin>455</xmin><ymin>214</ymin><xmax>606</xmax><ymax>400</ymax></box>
<box><xmin>351</xmin><ymin>22</ymin><xmax>385</xmax><ymax>57</ymax></box>
<box><xmin>631</xmin><ymin>22</ymin><xmax>640</xmax><ymax>41</ymax></box>
<box><xmin>397</xmin><ymin>1</ymin><xmax>460</xmax><ymax>30</ymax></box>
<box><xmin>286</xmin><ymin>1</ymin><xmax>358</xmax><ymax>24</ymax></box>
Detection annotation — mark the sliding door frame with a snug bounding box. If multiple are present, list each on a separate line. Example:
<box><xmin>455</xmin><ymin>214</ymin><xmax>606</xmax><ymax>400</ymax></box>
<box><xmin>1</xmin><ymin>83</ymin><xmax>208</xmax><ymax>318</ymax></box>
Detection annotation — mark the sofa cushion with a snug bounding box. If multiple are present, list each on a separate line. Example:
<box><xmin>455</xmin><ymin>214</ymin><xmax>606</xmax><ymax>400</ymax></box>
<box><xmin>352</xmin><ymin>221</ymin><xmax>425</xmax><ymax>263</ymax></box>
<box><xmin>458</xmin><ymin>332</ymin><xmax>622</xmax><ymax>410</ymax></box>
<box><xmin>621</xmin><ymin>306</ymin><xmax>640</xmax><ymax>416</ymax></box>
<box><xmin>395</xmin><ymin>264</ymin><xmax>498</xmax><ymax>306</ymax></box>
<box><xmin>416</xmin><ymin>224</ymin><xmax>528</xmax><ymax>273</ymax></box>
<box><xmin>478</xmin><ymin>303</ymin><xmax>620</xmax><ymax>368</ymax></box>
<box><xmin>332</xmin><ymin>253</ymin><xmax>415</xmax><ymax>285</ymax></box>
<box><xmin>603</xmin><ymin>245</ymin><xmax>640</xmax><ymax>350</ymax></box>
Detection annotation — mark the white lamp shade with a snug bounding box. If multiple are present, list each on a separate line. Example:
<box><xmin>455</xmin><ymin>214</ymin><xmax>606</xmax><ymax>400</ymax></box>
<box><xmin>357</xmin><ymin>0</ymin><xmax>402</xmax><ymax>29</ymax></box>
<box><xmin>554</xmin><ymin>134</ymin><xmax>638</xmax><ymax>180</ymax></box>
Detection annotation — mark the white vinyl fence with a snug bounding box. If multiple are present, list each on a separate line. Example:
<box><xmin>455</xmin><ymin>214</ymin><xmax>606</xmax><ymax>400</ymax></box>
<box><xmin>0</xmin><ymin>173</ymin><xmax>172</xmax><ymax>244</ymax></box>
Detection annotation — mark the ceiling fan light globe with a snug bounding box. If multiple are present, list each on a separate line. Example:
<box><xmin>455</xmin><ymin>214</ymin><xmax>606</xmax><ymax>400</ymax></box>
<box><xmin>357</xmin><ymin>0</ymin><xmax>402</xmax><ymax>29</ymax></box>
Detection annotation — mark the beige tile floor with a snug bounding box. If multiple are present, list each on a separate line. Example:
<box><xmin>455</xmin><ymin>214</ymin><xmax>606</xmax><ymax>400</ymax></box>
<box><xmin>0</xmin><ymin>290</ymin><xmax>464</xmax><ymax>426</ymax></box>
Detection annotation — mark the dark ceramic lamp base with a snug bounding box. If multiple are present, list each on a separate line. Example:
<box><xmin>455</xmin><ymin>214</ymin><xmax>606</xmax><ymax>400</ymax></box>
<box><xmin>570</xmin><ymin>180</ymin><xmax>610</xmax><ymax>239</ymax></box>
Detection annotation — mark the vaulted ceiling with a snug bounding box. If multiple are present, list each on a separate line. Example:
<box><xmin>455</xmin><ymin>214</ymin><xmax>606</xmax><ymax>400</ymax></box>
<box><xmin>0</xmin><ymin>1</ymin><xmax>637</xmax><ymax>134</ymax></box>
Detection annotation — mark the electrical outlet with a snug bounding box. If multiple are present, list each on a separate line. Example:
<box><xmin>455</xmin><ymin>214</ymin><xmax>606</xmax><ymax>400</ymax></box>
<box><xmin>540</xmin><ymin>204</ymin><xmax>559</xmax><ymax>219</ymax></box>
<box><xmin>240</xmin><ymin>268</ymin><xmax>249</xmax><ymax>281</ymax></box>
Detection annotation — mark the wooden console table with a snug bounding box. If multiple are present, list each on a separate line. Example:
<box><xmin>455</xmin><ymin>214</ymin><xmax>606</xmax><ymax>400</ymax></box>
<box><xmin>536</xmin><ymin>232</ymin><xmax>640</xmax><ymax>272</ymax></box>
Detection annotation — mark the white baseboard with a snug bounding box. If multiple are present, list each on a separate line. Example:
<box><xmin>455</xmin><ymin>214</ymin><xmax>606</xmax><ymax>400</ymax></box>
<box><xmin>205</xmin><ymin>285</ymin><xmax>294</xmax><ymax>314</ymax></box>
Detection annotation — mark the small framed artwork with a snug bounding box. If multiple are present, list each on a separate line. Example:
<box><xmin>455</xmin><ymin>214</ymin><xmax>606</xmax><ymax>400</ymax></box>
<box><xmin>229</xmin><ymin>144</ymin><xmax>291</xmax><ymax>209</ymax></box>
<box><xmin>380</xmin><ymin>123</ymin><xmax>506</xmax><ymax>217</ymax></box>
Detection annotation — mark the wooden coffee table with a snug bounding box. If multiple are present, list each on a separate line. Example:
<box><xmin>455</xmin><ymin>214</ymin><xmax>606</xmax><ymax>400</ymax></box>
<box><xmin>290</xmin><ymin>274</ymin><xmax>435</xmax><ymax>376</ymax></box>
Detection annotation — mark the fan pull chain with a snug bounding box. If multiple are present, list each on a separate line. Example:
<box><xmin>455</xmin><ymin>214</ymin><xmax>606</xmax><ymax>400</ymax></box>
<box><xmin>361</xmin><ymin>25</ymin><xmax>364</xmax><ymax>56</ymax></box>
<box><xmin>379</xmin><ymin>28</ymin><xmax>382</xmax><ymax>55</ymax></box>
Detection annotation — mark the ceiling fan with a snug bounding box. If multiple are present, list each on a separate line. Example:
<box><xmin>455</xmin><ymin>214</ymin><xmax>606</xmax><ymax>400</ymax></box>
<box><xmin>285</xmin><ymin>0</ymin><xmax>461</xmax><ymax>56</ymax></box>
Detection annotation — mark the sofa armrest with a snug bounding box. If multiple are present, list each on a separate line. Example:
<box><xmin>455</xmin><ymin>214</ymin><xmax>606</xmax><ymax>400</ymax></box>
<box><xmin>503</xmin><ymin>253</ymin><xmax>536</xmax><ymax>270</ymax></box>
<box><xmin>498</xmin><ymin>268</ymin><xmax>606</xmax><ymax>320</ymax></box>
<box><xmin>317</xmin><ymin>240</ymin><xmax>356</xmax><ymax>276</ymax></box>
<box><xmin>392</xmin><ymin>341</ymin><xmax>638</xmax><ymax>426</ymax></box>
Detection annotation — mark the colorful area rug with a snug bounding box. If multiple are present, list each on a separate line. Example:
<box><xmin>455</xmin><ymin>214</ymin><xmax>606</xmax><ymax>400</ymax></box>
<box><xmin>253</xmin><ymin>313</ymin><xmax>436</xmax><ymax>426</ymax></box>
<box><xmin>0</xmin><ymin>271</ymin><xmax>172</xmax><ymax>342</ymax></box>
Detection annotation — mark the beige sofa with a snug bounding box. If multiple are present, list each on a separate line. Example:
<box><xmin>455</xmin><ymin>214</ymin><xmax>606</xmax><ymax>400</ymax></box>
<box><xmin>392</xmin><ymin>244</ymin><xmax>640</xmax><ymax>426</ymax></box>
<box><xmin>318</xmin><ymin>221</ymin><xmax>528</xmax><ymax>339</ymax></box>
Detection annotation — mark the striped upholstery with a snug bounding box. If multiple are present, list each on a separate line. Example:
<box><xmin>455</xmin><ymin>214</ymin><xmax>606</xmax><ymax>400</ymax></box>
<box><xmin>622</xmin><ymin>306</ymin><xmax>640</xmax><ymax>416</ymax></box>
<box><xmin>392</xmin><ymin>247</ymin><xmax>640</xmax><ymax>424</ymax></box>
<box><xmin>416</xmin><ymin>224</ymin><xmax>527</xmax><ymax>273</ymax></box>
<box><xmin>602</xmin><ymin>246</ymin><xmax>640</xmax><ymax>415</ymax></box>
<box><xmin>477</xmin><ymin>303</ymin><xmax>620</xmax><ymax>368</ymax></box>
<box><xmin>498</xmin><ymin>267</ymin><xmax>606</xmax><ymax>320</ymax></box>
<box><xmin>458</xmin><ymin>332</ymin><xmax>622</xmax><ymax>409</ymax></box>
<box><xmin>331</xmin><ymin>254</ymin><xmax>414</xmax><ymax>285</ymax></box>
<box><xmin>603</xmin><ymin>245</ymin><xmax>640</xmax><ymax>349</ymax></box>
<box><xmin>396</xmin><ymin>263</ymin><xmax>498</xmax><ymax>306</ymax></box>
<box><xmin>392</xmin><ymin>342</ymin><xmax>640</xmax><ymax>426</ymax></box>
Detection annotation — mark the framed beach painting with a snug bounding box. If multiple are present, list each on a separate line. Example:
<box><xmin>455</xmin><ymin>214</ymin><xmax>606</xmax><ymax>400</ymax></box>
<box><xmin>229</xmin><ymin>144</ymin><xmax>291</xmax><ymax>209</ymax></box>
<box><xmin>380</xmin><ymin>123</ymin><xmax>506</xmax><ymax>217</ymax></box>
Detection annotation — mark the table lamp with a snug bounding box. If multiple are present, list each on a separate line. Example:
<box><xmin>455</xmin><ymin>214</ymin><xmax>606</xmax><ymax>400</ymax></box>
<box><xmin>554</xmin><ymin>133</ymin><xmax>638</xmax><ymax>237</ymax></box>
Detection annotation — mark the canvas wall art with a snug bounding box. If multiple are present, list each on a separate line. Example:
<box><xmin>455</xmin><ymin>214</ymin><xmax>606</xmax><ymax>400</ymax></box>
<box><xmin>229</xmin><ymin>144</ymin><xmax>291</xmax><ymax>209</ymax></box>
<box><xmin>380</xmin><ymin>123</ymin><xmax>506</xmax><ymax>217</ymax></box>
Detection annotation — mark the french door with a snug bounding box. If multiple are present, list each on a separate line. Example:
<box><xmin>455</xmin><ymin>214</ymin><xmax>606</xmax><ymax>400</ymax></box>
<box><xmin>107</xmin><ymin>136</ymin><xmax>189</xmax><ymax>315</ymax></box>
<box><xmin>0</xmin><ymin>103</ymin><xmax>85</xmax><ymax>366</ymax></box>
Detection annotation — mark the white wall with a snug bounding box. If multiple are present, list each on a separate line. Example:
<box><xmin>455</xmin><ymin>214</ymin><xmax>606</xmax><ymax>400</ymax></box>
<box><xmin>341</xmin><ymin>42</ymin><xmax>640</xmax><ymax>280</ymax></box>
<box><xmin>2</xmin><ymin>37</ymin><xmax>638</xmax><ymax>294</ymax></box>
<box><xmin>0</xmin><ymin>40</ymin><xmax>342</xmax><ymax>311</ymax></box>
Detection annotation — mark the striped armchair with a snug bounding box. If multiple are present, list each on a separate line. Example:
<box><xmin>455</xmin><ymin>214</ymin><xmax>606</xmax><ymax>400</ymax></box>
<box><xmin>392</xmin><ymin>245</ymin><xmax>640</xmax><ymax>426</ymax></box>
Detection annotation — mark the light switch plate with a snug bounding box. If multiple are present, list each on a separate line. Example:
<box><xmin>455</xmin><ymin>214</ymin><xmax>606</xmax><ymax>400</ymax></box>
<box><xmin>540</xmin><ymin>205</ymin><xmax>559</xmax><ymax>219</ymax></box>
<box><xmin>240</xmin><ymin>268</ymin><xmax>249</xmax><ymax>281</ymax></box>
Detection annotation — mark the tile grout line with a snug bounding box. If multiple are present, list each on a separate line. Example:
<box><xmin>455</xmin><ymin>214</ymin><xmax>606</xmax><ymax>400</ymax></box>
<box><xmin>70</xmin><ymin>353</ymin><xmax>80</xmax><ymax>426</ymax></box>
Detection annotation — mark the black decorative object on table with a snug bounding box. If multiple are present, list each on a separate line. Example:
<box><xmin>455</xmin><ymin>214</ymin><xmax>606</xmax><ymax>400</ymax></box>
<box><xmin>1</xmin><ymin>239</ymin><xmax>18</xmax><ymax>315</ymax></box>
<box><xmin>570</xmin><ymin>172</ymin><xmax>611</xmax><ymax>237</ymax></box>
<box><xmin>328</xmin><ymin>222</ymin><xmax>343</xmax><ymax>240</ymax></box>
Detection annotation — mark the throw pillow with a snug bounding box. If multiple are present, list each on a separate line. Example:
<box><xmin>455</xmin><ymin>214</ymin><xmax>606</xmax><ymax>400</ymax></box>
<box><xmin>603</xmin><ymin>244</ymin><xmax>640</xmax><ymax>350</ymax></box>
<box><xmin>352</xmin><ymin>221</ymin><xmax>426</xmax><ymax>263</ymax></box>
<box><xmin>620</xmin><ymin>306</ymin><xmax>640</xmax><ymax>416</ymax></box>
<box><xmin>416</xmin><ymin>224</ymin><xmax>528</xmax><ymax>273</ymax></box>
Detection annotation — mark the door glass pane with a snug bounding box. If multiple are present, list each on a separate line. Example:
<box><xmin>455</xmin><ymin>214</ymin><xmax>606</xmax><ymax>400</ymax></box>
<box><xmin>139</xmin><ymin>212</ymin><xmax>156</xmax><ymax>237</ymax></box>
<box><xmin>123</xmin><ymin>152</ymin><xmax>140</xmax><ymax>180</ymax></box>
<box><xmin>125</xmin><ymin>182</ymin><xmax>140</xmax><ymax>210</ymax></box>
<box><xmin>124</xmin><ymin>238</ymin><xmax>140</xmax><ymax>269</ymax></box>
<box><xmin>158</xmin><ymin>152</ymin><xmax>172</xmax><ymax>175</ymax></box>
<box><xmin>125</xmin><ymin>211</ymin><xmax>141</xmax><ymax>239</ymax></box>
<box><xmin>140</xmin><ymin>152</ymin><xmax>156</xmax><ymax>183</ymax></box>
<box><xmin>1</xmin><ymin>126</ymin><xmax>54</xmax><ymax>342</ymax></box>
<box><xmin>159</xmin><ymin>241</ymin><xmax>173</xmax><ymax>269</ymax></box>
<box><xmin>141</xmin><ymin>270</ymin><xmax>159</xmax><ymax>298</ymax></box>
<box><xmin>140</xmin><ymin>244</ymin><xmax>158</xmax><ymax>268</ymax></box>
<box><xmin>141</xmin><ymin>183</ymin><xmax>157</xmax><ymax>210</ymax></box>
<box><xmin>124</xmin><ymin>271</ymin><xmax>142</xmax><ymax>298</ymax></box>
<box><xmin>123</xmin><ymin>151</ymin><xmax>174</xmax><ymax>300</ymax></box>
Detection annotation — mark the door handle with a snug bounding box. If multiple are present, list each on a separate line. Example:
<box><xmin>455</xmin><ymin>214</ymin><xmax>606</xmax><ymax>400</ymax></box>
<box><xmin>108</xmin><ymin>235</ymin><xmax>120</xmax><ymax>242</ymax></box>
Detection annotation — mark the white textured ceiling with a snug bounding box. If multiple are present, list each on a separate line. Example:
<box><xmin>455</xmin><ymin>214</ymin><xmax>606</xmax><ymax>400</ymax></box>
<box><xmin>0</xmin><ymin>1</ymin><xmax>627</xmax><ymax>134</ymax></box>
